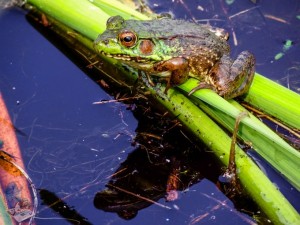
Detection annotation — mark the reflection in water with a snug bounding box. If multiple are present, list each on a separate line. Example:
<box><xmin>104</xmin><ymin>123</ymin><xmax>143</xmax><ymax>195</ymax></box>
<box><xmin>94</xmin><ymin>108</ymin><xmax>220</xmax><ymax>220</ymax></box>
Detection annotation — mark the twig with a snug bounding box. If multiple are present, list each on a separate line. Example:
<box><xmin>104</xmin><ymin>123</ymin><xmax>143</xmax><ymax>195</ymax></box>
<box><xmin>242</xmin><ymin>103</ymin><xmax>300</xmax><ymax>139</ymax></box>
<box><xmin>93</xmin><ymin>96</ymin><xmax>143</xmax><ymax>104</ymax></box>
<box><xmin>264</xmin><ymin>14</ymin><xmax>290</xmax><ymax>24</ymax></box>
<box><xmin>107</xmin><ymin>184</ymin><xmax>171</xmax><ymax>210</ymax></box>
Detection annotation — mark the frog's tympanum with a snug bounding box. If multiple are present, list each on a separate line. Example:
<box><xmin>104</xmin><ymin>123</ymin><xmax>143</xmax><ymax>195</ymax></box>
<box><xmin>94</xmin><ymin>15</ymin><xmax>255</xmax><ymax>98</ymax></box>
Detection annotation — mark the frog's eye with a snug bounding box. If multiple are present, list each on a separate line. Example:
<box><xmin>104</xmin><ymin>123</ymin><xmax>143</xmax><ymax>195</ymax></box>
<box><xmin>118</xmin><ymin>30</ymin><xmax>137</xmax><ymax>48</ymax></box>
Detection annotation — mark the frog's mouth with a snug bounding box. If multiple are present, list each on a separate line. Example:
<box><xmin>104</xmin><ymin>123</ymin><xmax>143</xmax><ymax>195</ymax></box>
<box><xmin>99</xmin><ymin>51</ymin><xmax>152</xmax><ymax>63</ymax></box>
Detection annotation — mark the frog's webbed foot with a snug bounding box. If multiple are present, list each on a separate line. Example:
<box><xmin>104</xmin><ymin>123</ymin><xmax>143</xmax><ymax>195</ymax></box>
<box><xmin>217</xmin><ymin>51</ymin><xmax>255</xmax><ymax>99</ymax></box>
<box><xmin>219</xmin><ymin>111</ymin><xmax>248</xmax><ymax>195</ymax></box>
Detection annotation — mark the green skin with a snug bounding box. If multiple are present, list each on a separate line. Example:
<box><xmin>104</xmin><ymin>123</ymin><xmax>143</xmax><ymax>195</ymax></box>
<box><xmin>94</xmin><ymin>15</ymin><xmax>255</xmax><ymax>99</ymax></box>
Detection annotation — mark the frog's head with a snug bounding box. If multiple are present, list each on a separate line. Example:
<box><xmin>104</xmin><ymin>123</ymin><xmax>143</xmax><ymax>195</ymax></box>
<box><xmin>94</xmin><ymin>16</ymin><xmax>173</xmax><ymax>64</ymax></box>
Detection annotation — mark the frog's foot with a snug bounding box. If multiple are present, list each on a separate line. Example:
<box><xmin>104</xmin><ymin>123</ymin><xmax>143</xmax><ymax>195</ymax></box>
<box><xmin>165</xmin><ymin>158</ymin><xmax>181</xmax><ymax>201</ymax></box>
<box><xmin>217</xmin><ymin>51</ymin><xmax>255</xmax><ymax>99</ymax></box>
<box><xmin>219</xmin><ymin>111</ymin><xmax>248</xmax><ymax>195</ymax></box>
<box><xmin>188</xmin><ymin>82</ymin><xmax>214</xmax><ymax>96</ymax></box>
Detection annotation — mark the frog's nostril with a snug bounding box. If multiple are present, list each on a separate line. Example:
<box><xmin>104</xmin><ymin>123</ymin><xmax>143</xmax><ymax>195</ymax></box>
<box><xmin>103</xmin><ymin>40</ymin><xmax>109</xmax><ymax>45</ymax></box>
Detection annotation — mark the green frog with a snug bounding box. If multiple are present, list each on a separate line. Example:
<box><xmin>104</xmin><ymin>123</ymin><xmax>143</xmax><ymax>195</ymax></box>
<box><xmin>94</xmin><ymin>15</ymin><xmax>255</xmax><ymax>98</ymax></box>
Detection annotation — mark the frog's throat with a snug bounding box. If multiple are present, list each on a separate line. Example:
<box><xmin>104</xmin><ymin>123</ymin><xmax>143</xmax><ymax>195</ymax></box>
<box><xmin>99</xmin><ymin>51</ymin><xmax>152</xmax><ymax>63</ymax></box>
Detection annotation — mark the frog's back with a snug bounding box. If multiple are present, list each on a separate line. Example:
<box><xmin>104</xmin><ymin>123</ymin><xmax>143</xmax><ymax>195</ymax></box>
<box><xmin>126</xmin><ymin>19</ymin><xmax>224</xmax><ymax>42</ymax></box>
<box><xmin>126</xmin><ymin>19</ymin><xmax>229</xmax><ymax>56</ymax></box>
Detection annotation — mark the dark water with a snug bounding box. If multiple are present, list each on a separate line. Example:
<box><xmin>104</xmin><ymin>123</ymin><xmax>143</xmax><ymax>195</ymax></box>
<box><xmin>0</xmin><ymin>1</ymin><xmax>299</xmax><ymax>224</ymax></box>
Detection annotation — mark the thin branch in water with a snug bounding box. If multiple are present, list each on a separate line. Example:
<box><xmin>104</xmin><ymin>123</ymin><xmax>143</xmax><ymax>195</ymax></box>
<box><xmin>107</xmin><ymin>184</ymin><xmax>171</xmax><ymax>210</ymax></box>
<box><xmin>264</xmin><ymin>14</ymin><xmax>290</xmax><ymax>24</ymax></box>
<box><xmin>138</xmin><ymin>132</ymin><xmax>162</xmax><ymax>140</ymax></box>
<box><xmin>229</xmin><ymin>6</ymin><xmax>260</xmax><ymax>19</ymax></box>
<box><xmin>241</xmin><ymin>103</ymin><xmax>300</xmax><ymax>139</ymax></box>
<box><xmin>178</xmin><ymin>0</ymin><xmax>197</xmax><ymax>22</ymax></box>
<box><xmin>200</xmin><ymin>193</ymin><xmax>257</xmax><ymax>225</ymax></box>
<box><xmin>93</xmin><ymin>96</ymin><xmax>143</xmax><ymax>104</ymax></box>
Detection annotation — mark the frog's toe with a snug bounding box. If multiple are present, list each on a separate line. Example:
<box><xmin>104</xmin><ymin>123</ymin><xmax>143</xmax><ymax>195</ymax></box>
<box><xmin>188</xmin><ymin>82</ymin><xmax>214</xmax><ymax>96</ymax></box>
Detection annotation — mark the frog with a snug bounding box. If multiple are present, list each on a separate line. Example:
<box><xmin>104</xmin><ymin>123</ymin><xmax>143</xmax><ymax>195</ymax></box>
<box><xmin>94</xmin><ymin>15</ymin><xmax>255</xmax><ymax>99</ymax></box>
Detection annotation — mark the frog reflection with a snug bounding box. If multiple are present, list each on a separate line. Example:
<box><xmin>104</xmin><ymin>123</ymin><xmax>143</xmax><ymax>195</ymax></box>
<box><xmin>94</xmin><ymin>128</ymin><xmax>219</xmax><ymax>219</ymax></box>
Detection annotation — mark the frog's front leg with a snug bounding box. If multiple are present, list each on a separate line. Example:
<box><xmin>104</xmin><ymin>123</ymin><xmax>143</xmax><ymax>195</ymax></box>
<box><xmin>142</xmin><ymin>71</ymin><xmax>156</xmax><ymax>87</ymax></box>
<box><xmin>213</xmin><ymin>51</ymin><xmax>255</xmax><ymax>99</ymax></box>
<box><xmin>153</xmin><ymin>57</ymin><xmax>189</xmax><ymax>93</ymax></box>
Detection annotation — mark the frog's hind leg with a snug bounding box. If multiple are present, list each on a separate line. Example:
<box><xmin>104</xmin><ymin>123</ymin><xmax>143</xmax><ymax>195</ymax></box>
<box><xmin>219</xmin><ymin>51</ymin><xmax>255</xmax><ymax>99</ymax></box>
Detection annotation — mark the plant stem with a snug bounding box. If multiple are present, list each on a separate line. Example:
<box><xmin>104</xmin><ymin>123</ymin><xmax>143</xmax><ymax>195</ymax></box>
<box><xmin>245</xmin><ymin>73</ymin><xmax>300</xmax><ymax>130</ymax></box>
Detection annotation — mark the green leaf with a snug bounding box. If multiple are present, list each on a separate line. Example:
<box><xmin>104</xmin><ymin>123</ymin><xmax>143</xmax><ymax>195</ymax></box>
<box><xmin>275</xmin><ymin>52</ymin><xmax>284</xmax><ymax>60</ymax></box>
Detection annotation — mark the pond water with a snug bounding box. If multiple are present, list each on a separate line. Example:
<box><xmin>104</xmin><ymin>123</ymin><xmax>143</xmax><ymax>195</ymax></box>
<box><xmin>0</xmin><ymin>1</ymin><xmax>299</xmax><ymax>225</ymax></box>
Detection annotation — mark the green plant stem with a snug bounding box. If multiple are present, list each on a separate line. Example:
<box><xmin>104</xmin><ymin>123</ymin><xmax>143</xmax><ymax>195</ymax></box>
<box><xmin>179</xmin><ymin>75</ymin><xmax>300</xmax><ymax>130</ymax></box>
<box><xmin>179</xmin><ymin>80</ymin><xmax>300</xmax><ymax>191</ymax></box>
<box><xmin>26</xmin><ymin>0</ymin><xmax>110</xmax><ymax>39</ymax></box>
<box><xmin>245</xmin><ymin>73</ymin><xmax>300</xmax><ymax>129</ymax></box>
<box><xmin>89</xmin><ymin>0</ymin><xmax>150</xmax><ymax>20</ymax></box>
<box><xmin>153</xmin><ymin>88</ymin><xmax>300</xmax><ymax>225</ymax></box>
